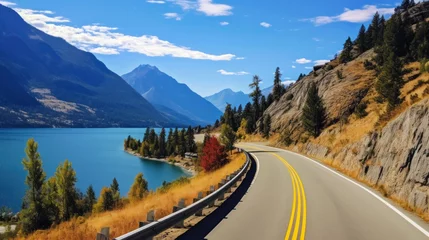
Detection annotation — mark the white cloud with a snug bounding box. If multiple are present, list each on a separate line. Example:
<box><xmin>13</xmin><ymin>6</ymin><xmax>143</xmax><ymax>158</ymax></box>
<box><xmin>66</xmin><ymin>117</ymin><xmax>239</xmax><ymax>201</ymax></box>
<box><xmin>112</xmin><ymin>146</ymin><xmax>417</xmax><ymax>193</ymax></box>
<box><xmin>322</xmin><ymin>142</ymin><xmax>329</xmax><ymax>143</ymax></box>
<box><xmin>0</xmin><ymin>1</ymin><xmax>15</xmax><ymax>6</ymax></box>
<box><xmin>197</xmin><ymin>0</ymin><xmax>233</xmax><ymax>16</ymax></box>
<box><xmin>291</xmin><ymin>65</ymin><xmax>296</xmax><ymax>69</ymax></box>
<box><xmin>314</xmin><ymin>59</ymin><xmax>330</xmax><ymax>66</ymax></box>
<box><xmin>305</xmin><ymin>66</ymin><xmax>313</xmax><ymax>69</ymax></box>
<box><xmin>295</xmin><ymin>58</ymin><xmax>312</xmax><ymax>64</ymax></box>
<box><xmin>284</xmin><ymin>77</ymin><xmax>291</xmax><ymax>80</ymax></box>
<box><xmin>313</xmin><ymin>37</ymin><xmax>321</xmax><ymax>42</ymax></box>
<box><xmin>260</xmin><ymin>22</ymin><xmax>271</xmax><ymax>28</ymax></box>
<box><xmin>283</xmin><ymin>80</ymin><xmax>295</xmax><ymax>86</ymax></box>
<box><xmin>217</xmin><ymin>69</ymin><xmax>249</xmax><ymax>76</ymax></box>
<box><xmin>12</xmin><ymin>4</ymin><xmax>235</xmax><ymax>60</ymax></box>
<box><xmin>89</xmin><ymin>47</ymin><xmax>120</xmax><ymax>55</ymax></box>
<box><xmin>236</xmin><ymin>57</ymin><xmax>245</xmax><ymax>60</ymax></box>
<box><xmin>164</xmin><ymin>12</ymin><xmax>181</xmax><ymax>20</ymax></box>
<box><xmin>169</xmin><ymin>0</ymin><xmax>197</xmax><ymax>10</ymax></box>
<box><xmin>220</xmin><ymin>21</ymin><xmax>229</xmax><ymax>26</ymax></box>
<box><xmin>305</xmin><ymin>5</ymin><xmax>394</xmax><ymax>26</ymax></box>
<box><xmin>147</xmin><ymin>0</ymin><xmax>165</xmax><ymax>3</ymax></box>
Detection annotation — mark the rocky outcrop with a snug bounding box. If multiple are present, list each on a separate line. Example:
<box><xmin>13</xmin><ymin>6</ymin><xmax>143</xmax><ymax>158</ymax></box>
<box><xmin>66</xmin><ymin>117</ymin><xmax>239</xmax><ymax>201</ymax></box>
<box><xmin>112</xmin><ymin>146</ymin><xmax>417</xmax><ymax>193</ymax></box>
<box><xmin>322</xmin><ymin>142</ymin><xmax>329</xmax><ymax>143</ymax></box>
<box><xmin>300</xmin><ymin>99</ymin><xmax>429</xmax><ymax>215</ymax></box>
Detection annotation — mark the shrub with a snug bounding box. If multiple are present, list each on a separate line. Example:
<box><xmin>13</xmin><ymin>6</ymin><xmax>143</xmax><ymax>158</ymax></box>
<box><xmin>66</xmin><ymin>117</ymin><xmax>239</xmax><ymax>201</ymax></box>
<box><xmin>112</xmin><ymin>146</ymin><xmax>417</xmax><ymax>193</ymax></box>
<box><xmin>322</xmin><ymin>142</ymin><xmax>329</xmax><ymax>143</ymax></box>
<box><xmin>280</xmin><ymin>129</ymin><xmax>293</xmax><ymax>146</ymax></box>
<box><xmin>410</xmin><ymin>94</ymin><xmax>420</xmax><ymax>104</ymax></box>
<box><xmin>424</xmin><ymin>86</ymin><xmax>429</xmax><ymax>96</ymax></box>
<box><xmin>157</xmin><ymin>177</ymin><xmax>190</xmax><ymax>193</ymax></box>
<box><xmin>374</xmin><ymin>96</ymin><xmax>384</xmax><ymax>104</ymax></box>
<box><xmin>420</xmin><ymin>59</ymin><xmax>429</xmax><ymax>73</ymax></box>
<box><xmin>336</xmin><ymin>70</ymin><xmax>343</xmax><ymax>79</ymax></box>
<box><xmin>363</xmin><ymin>60</ymin><xmax>376</xmax><ymax>70</ymax></box>
<box><xmin>325</xmin><ymin>64</ymin><xmax>333</xmax><ymax>71</ymax></box>
<box><xmin>355</xmin><ymin>101</ymin><xmax>368</xmax><ymax>118</ymax></box>
<box><xmin>200</xmin><ymin>137</ymin><xmax>228</xmax><ymax>172</ymax></box>
<box><xmin>285</xmin><ymin>94</ymin><xmax>293</xmax><ymax>101</ymax></box>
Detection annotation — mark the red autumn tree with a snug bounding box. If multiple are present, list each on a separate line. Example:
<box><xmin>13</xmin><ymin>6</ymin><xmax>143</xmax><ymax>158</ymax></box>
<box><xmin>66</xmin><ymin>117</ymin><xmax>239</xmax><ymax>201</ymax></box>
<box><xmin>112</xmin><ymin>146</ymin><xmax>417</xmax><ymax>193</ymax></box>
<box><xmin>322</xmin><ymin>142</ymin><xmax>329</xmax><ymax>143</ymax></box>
<box><xmin>200</xmin><ymin>137</ymin><xmax>228</xmax><ymax>171</ymax></box>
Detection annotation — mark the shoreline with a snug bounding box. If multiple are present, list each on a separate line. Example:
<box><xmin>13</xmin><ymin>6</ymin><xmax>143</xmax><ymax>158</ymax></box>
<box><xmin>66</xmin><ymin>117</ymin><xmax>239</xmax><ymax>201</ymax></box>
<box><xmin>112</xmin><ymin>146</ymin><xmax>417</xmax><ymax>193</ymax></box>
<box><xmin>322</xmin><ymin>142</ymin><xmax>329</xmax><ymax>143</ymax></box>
<box><xmin>125</xmin><ymin>149</ymin><xmax>196</xmax><ymax>176</ymax></box>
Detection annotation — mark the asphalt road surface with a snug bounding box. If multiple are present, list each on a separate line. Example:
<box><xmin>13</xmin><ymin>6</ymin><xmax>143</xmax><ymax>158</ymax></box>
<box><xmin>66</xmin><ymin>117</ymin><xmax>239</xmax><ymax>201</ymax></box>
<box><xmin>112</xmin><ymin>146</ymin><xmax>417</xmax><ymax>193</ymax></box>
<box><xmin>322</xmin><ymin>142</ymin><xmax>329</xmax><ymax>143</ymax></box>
<box><xmin>202</xmin><ymin>143</ymin><xmax>429</xmax><ymax>240</ymax></box>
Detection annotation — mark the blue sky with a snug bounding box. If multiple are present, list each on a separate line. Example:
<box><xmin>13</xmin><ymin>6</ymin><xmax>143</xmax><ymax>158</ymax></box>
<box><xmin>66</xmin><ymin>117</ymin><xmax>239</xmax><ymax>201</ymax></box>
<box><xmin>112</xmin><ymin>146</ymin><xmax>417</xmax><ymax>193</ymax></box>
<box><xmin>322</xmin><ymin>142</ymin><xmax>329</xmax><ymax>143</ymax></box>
<box><xmin>2</xmin><ymin>0</ymin><xmax>397</xmax><ymax>96</ymax></box>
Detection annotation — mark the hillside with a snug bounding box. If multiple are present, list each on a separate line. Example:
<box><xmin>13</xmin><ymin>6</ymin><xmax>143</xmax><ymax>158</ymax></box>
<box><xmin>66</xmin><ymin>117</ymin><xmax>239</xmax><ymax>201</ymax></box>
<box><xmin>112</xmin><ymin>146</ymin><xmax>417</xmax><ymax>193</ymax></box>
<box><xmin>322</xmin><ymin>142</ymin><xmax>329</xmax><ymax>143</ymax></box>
<box><xmin>0</xmin><ymin>5</ymin><xmax>169</xmax><ymax>127</ymax></box>
<box><xmin>264</xmin><ymin>27</ymin><xmax>429</xmax><ymax>220</ymax></box>
<box><xmin>205</xmin><ymin>88</ymin><xmax>250</xmax><ymax>112</ymax></box>
<box><xmin>122</xmin><ymin>65</ymin><xmax>222</xmax><ymax>126</ymax></box>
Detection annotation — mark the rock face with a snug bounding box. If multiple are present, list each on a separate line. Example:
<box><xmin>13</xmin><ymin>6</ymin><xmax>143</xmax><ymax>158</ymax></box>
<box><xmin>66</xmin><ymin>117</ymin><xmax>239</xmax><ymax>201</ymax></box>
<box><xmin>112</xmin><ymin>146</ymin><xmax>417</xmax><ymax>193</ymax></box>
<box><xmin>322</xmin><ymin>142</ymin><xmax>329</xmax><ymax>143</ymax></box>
<box><xmin>299</xmin><ymin>99</ymin><xmax>429</xmax><ymax>215</ymax></box>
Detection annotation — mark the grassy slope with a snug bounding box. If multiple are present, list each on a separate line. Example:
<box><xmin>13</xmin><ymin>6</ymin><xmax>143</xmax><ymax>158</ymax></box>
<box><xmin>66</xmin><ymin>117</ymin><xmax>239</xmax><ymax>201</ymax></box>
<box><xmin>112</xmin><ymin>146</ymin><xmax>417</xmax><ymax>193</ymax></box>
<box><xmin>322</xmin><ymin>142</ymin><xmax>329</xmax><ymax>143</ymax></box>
<box><xmin>24</xmin><ymin>152</ymin><xmax>246</xmax><ymax>240</ymax></box>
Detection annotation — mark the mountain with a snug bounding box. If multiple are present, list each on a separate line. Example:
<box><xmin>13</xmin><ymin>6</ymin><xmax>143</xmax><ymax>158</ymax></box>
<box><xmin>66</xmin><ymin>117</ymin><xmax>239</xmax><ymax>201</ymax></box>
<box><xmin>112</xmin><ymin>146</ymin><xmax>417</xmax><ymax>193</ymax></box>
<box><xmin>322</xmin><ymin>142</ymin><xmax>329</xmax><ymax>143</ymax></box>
<box><xmin>205</xmin><ymin>88</ymin><xmax>250</xmax><ymax>112</ymax></box>
<box><xmin>0</xmin><ymin>5</ymin><xmax>170</xmax><ymax>127</ymax></box>
<box><xmin>122</xmin><ymin>65</ymin><xmax>222</xmax><ymax>126</ymax></box>
<box><xmin>206</xmin><ymin>81</ymin><xmax>295</xmax><ymax>112</ymax></box>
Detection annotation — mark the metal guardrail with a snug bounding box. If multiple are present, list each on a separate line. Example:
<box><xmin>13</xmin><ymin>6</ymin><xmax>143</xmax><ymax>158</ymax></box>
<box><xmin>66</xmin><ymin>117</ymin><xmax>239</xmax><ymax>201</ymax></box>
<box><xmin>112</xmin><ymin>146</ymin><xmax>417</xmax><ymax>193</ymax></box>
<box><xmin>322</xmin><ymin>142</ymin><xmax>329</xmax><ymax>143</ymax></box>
<box><xmin>113</xmin><ymin>151</ymin><xmax>251</xmax><ymax>240</ymax></box>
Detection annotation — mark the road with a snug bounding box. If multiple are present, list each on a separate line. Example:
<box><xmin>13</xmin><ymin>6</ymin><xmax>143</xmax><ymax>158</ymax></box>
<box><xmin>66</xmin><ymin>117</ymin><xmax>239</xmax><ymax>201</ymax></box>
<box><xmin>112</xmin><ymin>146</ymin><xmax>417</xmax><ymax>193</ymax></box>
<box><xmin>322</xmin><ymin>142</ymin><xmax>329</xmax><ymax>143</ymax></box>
<box><xmin>204</xmin><ymin>143</ymin><xmax>429</xmax><ymax>240</ymax></box>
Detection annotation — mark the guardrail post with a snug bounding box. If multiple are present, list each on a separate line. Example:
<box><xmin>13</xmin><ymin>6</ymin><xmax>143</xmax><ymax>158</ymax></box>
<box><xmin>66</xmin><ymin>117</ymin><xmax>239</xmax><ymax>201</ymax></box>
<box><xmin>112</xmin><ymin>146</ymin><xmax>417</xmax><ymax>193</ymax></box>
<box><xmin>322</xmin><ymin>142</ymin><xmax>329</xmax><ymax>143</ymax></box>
<box><xmin>226</xmin><ymin>175</ymin><xmax>232</xmax><ymax>193</ymax></box>
<box><xmin>173</xmin><ymin>198</ymin><xmax>186</xmax><ymax>228</ymax></box>
<box><xmin>139</xmin><ymin>210</ymin><xmax>155</xmax><ymax>227</ymax></box>
<box><xmin>193</xmin><ymin>192</ymin><xmax>204</xmax><ymax>216</ymax></box>
<box><xmin>218</xmin><ymin>179</ymin><xmax>226</xmax><ymax>201</ymax></box>
<box><xmin>96</xmin><ymin>227</ymin><xmax>109</xmax><ymax>240</ymax></box>
<box><xmin>207</xmin><ymin>185</ymin><xmax>215</xmax><ymax>207</ymax></box>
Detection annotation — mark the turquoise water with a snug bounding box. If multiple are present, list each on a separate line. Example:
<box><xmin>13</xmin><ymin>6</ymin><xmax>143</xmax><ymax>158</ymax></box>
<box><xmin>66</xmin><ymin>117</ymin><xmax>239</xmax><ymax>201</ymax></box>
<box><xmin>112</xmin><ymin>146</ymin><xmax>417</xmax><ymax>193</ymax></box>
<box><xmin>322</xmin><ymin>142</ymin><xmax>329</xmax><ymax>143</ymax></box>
<box><xmin>0</xmin><ymin>128</ymin><xmax>190</xmax><ymax>212</ymax></box>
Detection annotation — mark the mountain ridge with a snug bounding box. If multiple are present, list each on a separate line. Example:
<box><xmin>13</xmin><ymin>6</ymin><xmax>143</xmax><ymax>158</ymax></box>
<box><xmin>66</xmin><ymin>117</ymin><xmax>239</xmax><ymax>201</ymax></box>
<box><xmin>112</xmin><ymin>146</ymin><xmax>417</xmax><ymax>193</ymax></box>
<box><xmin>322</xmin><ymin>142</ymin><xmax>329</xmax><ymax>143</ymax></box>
<box><xmin>122</xmin><ymin>64</ymin><xmax>222</xmax><ymax>126</ymax></box>
<box><xmin>0</xmin><ymin>5</ymin><xmax>170</xmax><ymax>127</ymax></box>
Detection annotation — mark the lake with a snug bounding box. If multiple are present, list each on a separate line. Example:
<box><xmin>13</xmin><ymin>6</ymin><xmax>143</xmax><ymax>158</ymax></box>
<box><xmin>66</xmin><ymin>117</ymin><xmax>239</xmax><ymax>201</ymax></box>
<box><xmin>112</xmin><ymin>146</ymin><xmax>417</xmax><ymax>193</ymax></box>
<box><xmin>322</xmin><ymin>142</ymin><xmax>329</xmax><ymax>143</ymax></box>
<box><xmin>0</xmin><ymin>128</ymin><xmax>191</xmax><ymax>212</ymax></box>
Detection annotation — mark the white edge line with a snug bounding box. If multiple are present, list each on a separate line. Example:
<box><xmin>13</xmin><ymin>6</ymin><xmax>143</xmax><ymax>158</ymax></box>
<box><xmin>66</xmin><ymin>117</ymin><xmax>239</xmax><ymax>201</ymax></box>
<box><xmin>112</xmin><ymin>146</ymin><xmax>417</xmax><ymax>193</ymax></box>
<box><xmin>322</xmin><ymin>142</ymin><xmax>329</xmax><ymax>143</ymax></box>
<box><xmin>252</xmin><ymin>143</ymin><xmax>429</xmax><ymax>238</ymax></box>
<box><xmin>249</xmin><ymin>152</ymin><xmax>260</xmax><ymax>186</ymax></box>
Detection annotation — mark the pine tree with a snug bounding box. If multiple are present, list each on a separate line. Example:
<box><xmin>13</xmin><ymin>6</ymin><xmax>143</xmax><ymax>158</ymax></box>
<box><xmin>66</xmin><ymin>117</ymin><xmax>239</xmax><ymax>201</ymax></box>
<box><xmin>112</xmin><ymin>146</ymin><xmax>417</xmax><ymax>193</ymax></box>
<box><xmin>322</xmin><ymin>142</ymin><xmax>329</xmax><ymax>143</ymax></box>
<box><xmin>272</xmin><ymin>67</ymin><xmax>283</xmax><ymax>101</ymax></box>
<box><xmin>376</xmin><ymin>52</ymin><xmax>404</xmax><ymax>109</ymax></box>
<box><xmin>148</xmin><ymin>129</ymin><xmax>156</xmax><ymax>145</ymax></box>
<box><xmin>173</xmin><ymin>127</ymin><xmax>179</xmax><ymax>155</ymax></box>
<box><xmin>143</xmin><ymin>128</ymin><xmax>150</xmax><ymax>142</ymax></box>
<box><xmin>220</xmin><ymin>124</ymin><xmax>236</xmax><ymax>154</ymax></box>
<box><xmin>159</xmin><ymin>128</ymin><xmax>166</xmax><ymax>157</ymax></box>
<box><xmin>94</xmin><ymin>187</ymin><xmax>114</xmax><ymax>212</ymax></box>
<box><xmin>166</xmin><ymin>128</ymin><xmax>174</xmax><ymax>156</ymax></box>
<box><xmin>55</xmin><ymin>160</ymin><xmax>78</xmax><ymax>221</ymax></box>
<box><xmin>223</xmin><ymin>103</ymin><xmax>235</xmax><ymax>129</ymax></box>
<box><xmin>370</xmin><ymin>12</ymin><xmax>381</xmax><ymax>47</ymax></box>
<box><xmin>262</xmin><ymin>115</ymin><xmax>271</xmax><ymax>138</ymax></box>
<box><xmin>84</xmin><ymin>185</ymin><xmax>96</xmax><ymax>213</ymax></box>
<box><xmin>301</xmin><ymin>83</ymin><xmax>326</xmax><ymax>137</ymax></box>
<box><xmin>261</xmin><ymin>95</ymin><xmax>267</xmax><ymax>113</ymax></box>
<box><xmin>43</xmin><ymin>177</ymin><xmax>60</xmax><ymax>224</ymax></box>
<box><xmin>20</xmin><ymin>138</ymin><xmax>50</xmax><ymax>234</ymax></box>
<box><xmin>185</xmin><ymin>126</ymin><xmax>196</xmax><ymax>152</ymax></box>
<box><xmin>128</xmin><ymin>173</ymin><xmax>148</xmax><ymax>202</ymax></box>
<box><xmin>249</xmin><ymin>75</ymin><xmax>262</xmax><ymax>122</ymax></box>
<box><xmin>179</xmin><ymin>128</ymin><xmax>186</xmax><ymax>157</ymax></box>
<box><xmin>110</xmin><ymin>177</ymin><xmax>120</xmax><ymax>207</ymax></box>
<box><xmin>267</xmin><ymin>93</ymin><xmax>274</xmax><ymax>106</ymax></box>
<box><xmin>340</xmin><ymin>37</ymin><xmax>353</xmax><ymax>63</ymax></box>
<box><xmin>356</xmin><ymin>24</ymin><xmax>367</xmax><ymax>54</ymax></box>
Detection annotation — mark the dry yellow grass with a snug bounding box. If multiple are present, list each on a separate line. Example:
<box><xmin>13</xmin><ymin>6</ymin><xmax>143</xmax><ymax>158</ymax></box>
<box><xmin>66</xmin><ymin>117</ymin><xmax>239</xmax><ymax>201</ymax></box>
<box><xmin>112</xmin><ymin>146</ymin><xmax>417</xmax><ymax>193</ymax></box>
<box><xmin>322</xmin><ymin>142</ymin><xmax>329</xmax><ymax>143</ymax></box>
<box><xmin>24</xmin><ymin>152</ymin><xmax>246</xmax><ymax>240</ymax></box>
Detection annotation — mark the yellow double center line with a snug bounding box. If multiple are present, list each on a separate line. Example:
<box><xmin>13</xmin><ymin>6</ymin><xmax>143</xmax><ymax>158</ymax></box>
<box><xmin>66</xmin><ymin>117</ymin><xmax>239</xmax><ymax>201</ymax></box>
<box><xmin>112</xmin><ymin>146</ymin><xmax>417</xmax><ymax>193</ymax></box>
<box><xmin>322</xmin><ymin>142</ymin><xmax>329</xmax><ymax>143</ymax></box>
<box><xmin>246</xmin><ymin>147</ymin><xmax>307</xmax><ymax>240</ymax></box>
